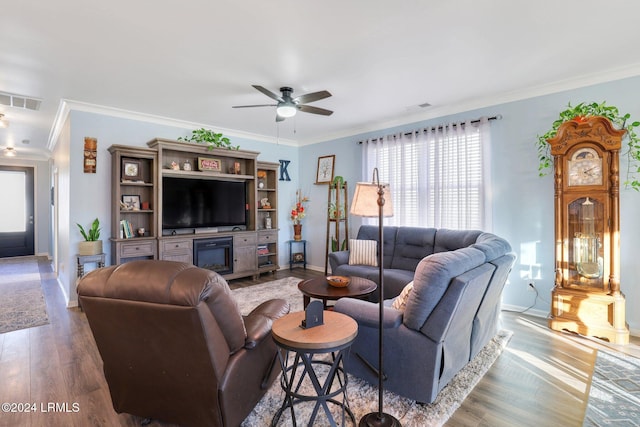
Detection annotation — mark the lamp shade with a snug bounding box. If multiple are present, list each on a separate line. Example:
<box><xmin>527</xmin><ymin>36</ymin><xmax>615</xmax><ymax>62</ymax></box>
<box><xmin>350</xmin><ymin>181</ymin><xmax>394</xmax><ymax>217</ymax></box>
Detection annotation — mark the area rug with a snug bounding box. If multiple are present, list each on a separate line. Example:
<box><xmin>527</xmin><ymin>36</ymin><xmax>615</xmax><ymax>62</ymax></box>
<box><xmin>583</xmin><ymin>349</ymin><xmax>640</xmax><ymax>426</ymax></box>
<box><xmin>233</xmin><ymin>277</ymin><xmax>513</xmax><ymax>426</ymax></box>
<box><xmin>232</xmin><ymin>276</ymin><xmax>304</xmax><ymax>315</ymax></box>
<box><xmin>0</xmin><ymin>257</ymin><xmax>49</xmax><ymax>334</ymax></box>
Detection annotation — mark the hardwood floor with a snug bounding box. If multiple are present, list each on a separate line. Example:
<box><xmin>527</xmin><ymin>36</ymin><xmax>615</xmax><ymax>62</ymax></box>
<box><xmin>0</xmin><ymin>258</ymin><xmax>637</xmax><ymax>426</ymax></box>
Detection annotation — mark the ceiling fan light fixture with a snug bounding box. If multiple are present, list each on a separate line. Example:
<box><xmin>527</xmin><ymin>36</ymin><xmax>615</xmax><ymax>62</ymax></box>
<box><xmin>235</xmin><ymin>85</ymin><xmax>333</xmax><ymax>121</ymax></box>
<box><xmin>276</xmin><ymin>103</ymin><xmax>297</xmax><ymax>118</ymax></box>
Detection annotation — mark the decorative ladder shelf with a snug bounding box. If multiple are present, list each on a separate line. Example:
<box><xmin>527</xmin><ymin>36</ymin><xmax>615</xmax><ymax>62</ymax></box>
<box><xmin>324</xmin><ymin>180</ymin><xmax>349</xmax><ymax>274</ymax></box>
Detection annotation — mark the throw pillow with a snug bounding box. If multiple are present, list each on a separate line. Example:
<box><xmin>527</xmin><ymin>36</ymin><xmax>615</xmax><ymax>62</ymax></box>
<box><xmin>391</xmin><ymin>281</ymin><xmax>414</xmax><ymax>311</ymax></box>
<box><xmin>348</xmin><ymin>239</ymin><xmax>378</xmax><ymax>266</ymax></box>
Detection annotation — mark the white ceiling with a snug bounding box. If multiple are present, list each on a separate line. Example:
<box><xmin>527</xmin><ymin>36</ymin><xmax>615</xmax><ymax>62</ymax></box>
<box><xmin>2</xmin><ymin>1</ymin><xmax>640</xmax><ymax>158</ymax></box>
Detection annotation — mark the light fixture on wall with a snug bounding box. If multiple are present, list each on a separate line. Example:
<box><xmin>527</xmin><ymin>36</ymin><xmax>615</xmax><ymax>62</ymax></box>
<box><xmin>4</xmin><ymin>146</ymin><xmax>17</xmax><ymax>157</ymax></box>
<box><xmin>0</xmin><ymin>114</ymin><xmax>9</xmax><ymax>128</ymax></box>
<box><xmin>350</xmin><ymin>167</ymin><xmax>400</xmax><ymax>427</ymax></box>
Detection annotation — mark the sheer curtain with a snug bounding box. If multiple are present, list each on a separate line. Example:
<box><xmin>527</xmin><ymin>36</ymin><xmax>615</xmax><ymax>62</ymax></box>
<box><xmin>362</xmin><ymin>117</ymin><xmax>491</xmax><ymax>230</ymax></box>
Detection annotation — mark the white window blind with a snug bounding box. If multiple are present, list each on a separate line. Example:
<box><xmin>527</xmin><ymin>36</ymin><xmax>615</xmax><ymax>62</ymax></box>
<box><xmin>362</xmin><ymin>118</ymin><xmax>491</xmax><ymax>230</ymax></box>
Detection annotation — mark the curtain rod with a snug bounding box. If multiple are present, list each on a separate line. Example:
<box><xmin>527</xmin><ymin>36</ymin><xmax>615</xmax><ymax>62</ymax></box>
<box><xmin>358</xmin><ymin>114</ymin><xmax>502</xmax><ymax>144</ymax></box>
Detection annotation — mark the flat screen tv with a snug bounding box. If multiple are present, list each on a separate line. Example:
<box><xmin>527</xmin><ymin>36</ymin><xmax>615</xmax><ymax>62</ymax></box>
<box><xmin>162</xmin><ymin>176</ymin><xmax>248</xmax><ymax>231</ymax></box>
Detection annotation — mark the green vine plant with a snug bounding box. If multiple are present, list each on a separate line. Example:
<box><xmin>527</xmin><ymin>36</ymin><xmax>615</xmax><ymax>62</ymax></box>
<box><xmin>537</xmin><ymin>101</ymin><xmax>640</xmax><ymax>191</ymax></box>
<box><xmin>177</xmin><ymin>128</ymin><xmax>239</xmax><ymax>150</ymax></box>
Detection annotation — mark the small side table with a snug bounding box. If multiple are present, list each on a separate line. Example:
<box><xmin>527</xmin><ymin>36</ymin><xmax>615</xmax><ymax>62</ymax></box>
<box><xmin>271</xmin><ymin>310</ymin><xmax>357</xmax><ymax>426</ymax></box>
<box><xmin>287</xmin><ymin>239</ymin><xmax>307</xmax><ymax>270</ymax></box>
<box><xmin>76</xmin><ymin>253</ymin><xmax>106</xmax><ymax>278</ymax></box>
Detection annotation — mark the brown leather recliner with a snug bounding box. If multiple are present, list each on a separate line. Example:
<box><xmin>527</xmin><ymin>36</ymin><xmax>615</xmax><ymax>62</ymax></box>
<box><xmin>77</xmin><ymin>260</ymin><xmax>289</xmax><ymax>427</ymax></box>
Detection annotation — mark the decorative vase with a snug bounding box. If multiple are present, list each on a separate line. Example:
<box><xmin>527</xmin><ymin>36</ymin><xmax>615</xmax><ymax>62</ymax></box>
<box><xmin>78</xmin><ymin>240</ymin><xmax>103</xmax><ymax>256</ymax></box>
<box><xmin>293</xmin><ymin>224</ymin><xmax>302</xmax><ymax>241</ymax></box>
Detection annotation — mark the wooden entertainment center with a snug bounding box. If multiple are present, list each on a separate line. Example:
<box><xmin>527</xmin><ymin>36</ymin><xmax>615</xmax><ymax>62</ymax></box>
<box><xmin>108</xmin><ymin>138</ymin><xmax>279</xmax><ymax>280</ymax></box>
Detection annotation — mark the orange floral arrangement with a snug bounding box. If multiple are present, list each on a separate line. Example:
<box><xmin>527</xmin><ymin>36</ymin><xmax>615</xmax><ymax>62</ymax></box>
<box><xmin>290</xmin><ymin>190</ymin><xmax>309</xmax><ymax>224</ymax></box>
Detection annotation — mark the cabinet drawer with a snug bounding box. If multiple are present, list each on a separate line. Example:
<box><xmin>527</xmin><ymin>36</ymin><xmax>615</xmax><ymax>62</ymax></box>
<box><xmin>162</xmin><ymin>239</ymin><xmax>192</xmax><ymax>252</ymax></box>
<box><xmin>120</xmin><ymin>241</ymin><xmax>155</xmax><ymax>257</ymax></box>
<box><xmin>258</xmin><ymin>231</ymin><xmax>277</xmax><ymax>244</ymax></box>
<box><xmin>163</xmin><ymin>253</ymin><xmax>193</xmax><ymax>263</ymax></box>
<box><xmin>234</xmin><ymin>233</ymin><xmax>257</xmax><ymax>247</ymax></box>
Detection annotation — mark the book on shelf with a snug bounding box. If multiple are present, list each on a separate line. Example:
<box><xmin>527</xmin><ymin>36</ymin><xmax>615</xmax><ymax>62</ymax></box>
<box><xmin>120</xmin><ymin>219</ymin><xmax>135</xmax><ymax>239</ymax></box>
<box><xmin>257</xmin><ymin>244</ymin><xmax>269</xmax><ymax>255</ymax></box>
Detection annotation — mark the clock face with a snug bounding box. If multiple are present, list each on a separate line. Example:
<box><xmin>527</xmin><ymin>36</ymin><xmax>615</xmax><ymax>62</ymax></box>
<box><xmin>568</xmin><ymin>147</ymin><xmax>602</xmax><ymax>186</ymax></box>
<box><xmin>124</xmin><ymin>163</ymin><xmax>139</xmax><ymax>177</ymax></box>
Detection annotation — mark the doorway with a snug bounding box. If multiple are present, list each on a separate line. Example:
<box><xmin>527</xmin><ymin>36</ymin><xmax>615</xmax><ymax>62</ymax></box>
<box><xmin>0</xmin><ymin>166</ymin><xmax>35</xmax><ymax>257</ymax></box>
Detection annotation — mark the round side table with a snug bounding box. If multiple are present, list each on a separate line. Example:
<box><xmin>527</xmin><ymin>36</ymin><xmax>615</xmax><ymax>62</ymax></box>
<box><xmin>271</xmin><ymin>310</ymin><xmax>358</xmax><ymax>426</ymax></box>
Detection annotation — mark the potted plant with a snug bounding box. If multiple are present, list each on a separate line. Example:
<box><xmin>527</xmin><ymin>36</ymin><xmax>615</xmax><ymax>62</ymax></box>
<box><xmin>331</xmin><ymin>236</ymin><xmax>347</xmax><ymax>252</ymax></box>
<box><xmin>290</xmin><ymin>190</ymin><xmax>309</xmax><ymax>241</ymax></box>
<box><xmin>77</xmin><ymin>218</ymin><xmax>103</xmax><ymax>255</ymax></box>
<box><xmin>537</xmin><ymin>101</ymin><xmax>640</xmax><ymax>190</ymax></box>
<box><xmin>177</xmin><ymin>128</ymin><xmax>239</xmax><ymax>150</ymax></box>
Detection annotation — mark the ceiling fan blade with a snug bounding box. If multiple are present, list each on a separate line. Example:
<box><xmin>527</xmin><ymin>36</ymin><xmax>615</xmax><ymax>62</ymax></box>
<box><xmin>232</xmin><ymin>104</ymin><xmax>277</xmax><ymax>108</ymax></box>
<box><xmin>295</xmin><ymin>90</ymin><xmax>332</xmax><ymax>104</ymax></box>
<box><xmin>298</xmin><ymin>104</ymin><xmax>333</xmax><ymax>116</ymax></box>
<box><xmin>252</xmin><ymin>85</ymin><xmax>283</xmax><ymax>102</ymax></box>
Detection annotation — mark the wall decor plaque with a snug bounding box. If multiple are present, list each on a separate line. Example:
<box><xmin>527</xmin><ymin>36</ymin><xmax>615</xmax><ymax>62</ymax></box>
<box><xmin>197</xmin><ymin>157</ymin><xmax>222</xmax><ymax>172</ymax></box>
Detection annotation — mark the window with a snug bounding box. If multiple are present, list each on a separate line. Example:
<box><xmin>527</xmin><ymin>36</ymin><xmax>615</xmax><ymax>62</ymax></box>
<box><xmin>362</xmin><ymin>118</ymin><xmax>491</xmax><ymax>230</ymax></box>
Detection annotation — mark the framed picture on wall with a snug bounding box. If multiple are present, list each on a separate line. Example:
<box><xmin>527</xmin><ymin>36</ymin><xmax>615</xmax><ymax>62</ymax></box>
<box><xmin>315</xmin><ymin>155</ymin><xmax>335</xmax><ymax>184</ymax></box>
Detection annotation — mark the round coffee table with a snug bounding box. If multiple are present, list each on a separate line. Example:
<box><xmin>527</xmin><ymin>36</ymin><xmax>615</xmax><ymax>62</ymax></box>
<box><xmin>298</xmin><ymin>276</ymin><xmax>377</xmax><ymax>310</ymax></box>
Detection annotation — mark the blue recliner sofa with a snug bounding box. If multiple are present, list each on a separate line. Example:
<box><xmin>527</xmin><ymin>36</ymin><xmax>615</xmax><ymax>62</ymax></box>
<box><xmin>333</xmin><ymin>228</ymin><xmax>515</xmax><ymax>403</ymax></box>
<box><xmin>329</xmin><ymin>226</ymin><xmax>492</xmax><ymax>301</ymax></box>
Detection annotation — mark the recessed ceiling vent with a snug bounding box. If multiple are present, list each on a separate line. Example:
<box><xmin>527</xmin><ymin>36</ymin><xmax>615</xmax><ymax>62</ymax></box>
<box><xmin>0</xmin><ymin>91</ymin><xmax>42</xmax><ymax>110</ymax></box>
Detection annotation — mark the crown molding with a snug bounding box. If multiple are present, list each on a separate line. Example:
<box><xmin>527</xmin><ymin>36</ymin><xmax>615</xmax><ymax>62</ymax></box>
<box><xmin>298</xmin><ymin>64</ymin><xmax>640</xmax><ymax>146</ymax></box>
<box><xmin>47</xmin><ymin>99</ymin><xmax>71</xmax><ymax>152</ymax></box>
<box><xmin>47</xmin><ymin>100</ymin><xmax>298</xmax><ymax>152</ymax></box>
<box><xmin>47</xmin><ymin>64</ymin><xmax>640</xmax><ymax>150</ymax></box>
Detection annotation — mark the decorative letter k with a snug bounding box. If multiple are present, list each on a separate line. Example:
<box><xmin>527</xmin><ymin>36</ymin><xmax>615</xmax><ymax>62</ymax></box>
<box><xmin>279</xmin><ymin>160</ymin><xmax>291</xmax><ymax>181</ymax></box>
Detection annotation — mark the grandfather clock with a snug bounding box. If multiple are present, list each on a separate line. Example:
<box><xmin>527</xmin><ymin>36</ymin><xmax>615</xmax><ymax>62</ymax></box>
<box><xmin>547</xmin><ymin>116</ymin><xmax>629</xmax><ymax>345</ymax></box>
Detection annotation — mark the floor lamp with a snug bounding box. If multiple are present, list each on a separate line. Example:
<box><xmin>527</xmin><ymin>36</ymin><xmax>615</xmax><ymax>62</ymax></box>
<box><xmin>350</xmin><ymin>168</ymin><xmax>401</xmax><ymax>427</ymax></box>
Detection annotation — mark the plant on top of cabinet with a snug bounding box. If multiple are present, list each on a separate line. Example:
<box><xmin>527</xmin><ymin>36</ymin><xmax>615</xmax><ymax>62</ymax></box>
<box><xmin>536</xmin><ymin>101</ymin><xmax>640</xmax><ymax>190</ymax></box>
<box><xmin>177</xmin><ymin>128</ymin><xmax>239</xmax><ymax>150</ymax></box>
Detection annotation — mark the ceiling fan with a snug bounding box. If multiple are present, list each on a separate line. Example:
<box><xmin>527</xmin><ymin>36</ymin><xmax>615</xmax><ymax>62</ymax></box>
<box><xmin>233</xmin><ymin>85</ymin><xmax>333</xmax><ymax>122</ymax></box>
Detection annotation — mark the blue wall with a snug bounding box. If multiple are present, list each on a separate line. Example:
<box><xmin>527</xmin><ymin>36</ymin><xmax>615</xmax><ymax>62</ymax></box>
<box><xmin>63</xmin><ymin>74</ymin><xmax>640</xmax><ymax>333</ymax></box>
<box><xmin>300</xmin><ymin>75</ymin><xmax>640</xmax><ymax>333</ymax></box>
